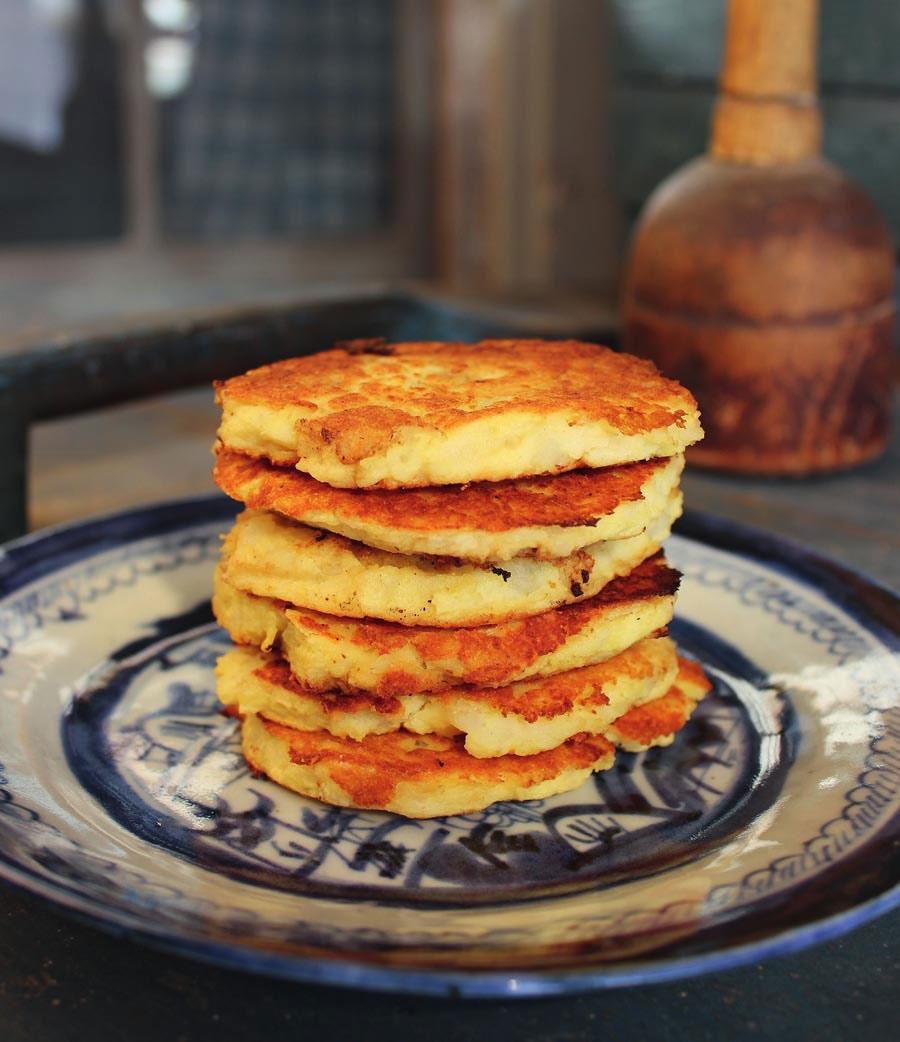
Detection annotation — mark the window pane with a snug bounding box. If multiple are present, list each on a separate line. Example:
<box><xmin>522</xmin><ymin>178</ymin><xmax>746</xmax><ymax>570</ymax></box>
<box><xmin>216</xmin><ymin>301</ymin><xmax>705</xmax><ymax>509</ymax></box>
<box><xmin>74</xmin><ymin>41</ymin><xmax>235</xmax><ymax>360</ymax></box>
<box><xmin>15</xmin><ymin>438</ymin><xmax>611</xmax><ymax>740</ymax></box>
<box><xmin>159</xmin><ymin>0</ymin><xmax>396</xmax><ymax>239</ymax></box>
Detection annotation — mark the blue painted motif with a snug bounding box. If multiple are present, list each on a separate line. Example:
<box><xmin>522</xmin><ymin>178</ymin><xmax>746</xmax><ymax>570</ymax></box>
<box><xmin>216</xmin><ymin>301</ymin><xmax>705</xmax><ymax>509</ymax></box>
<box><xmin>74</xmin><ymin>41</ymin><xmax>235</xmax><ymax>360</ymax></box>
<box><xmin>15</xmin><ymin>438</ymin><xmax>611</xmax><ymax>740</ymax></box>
<box><xmin>0</xmin><ymin>499</ymin><xmax>895</xmax><ymax>995</ymax></box>
<box><xmin>61</xmin><ymin>615</ymin><xmax>793</xmax><ymax>902</ymax></box>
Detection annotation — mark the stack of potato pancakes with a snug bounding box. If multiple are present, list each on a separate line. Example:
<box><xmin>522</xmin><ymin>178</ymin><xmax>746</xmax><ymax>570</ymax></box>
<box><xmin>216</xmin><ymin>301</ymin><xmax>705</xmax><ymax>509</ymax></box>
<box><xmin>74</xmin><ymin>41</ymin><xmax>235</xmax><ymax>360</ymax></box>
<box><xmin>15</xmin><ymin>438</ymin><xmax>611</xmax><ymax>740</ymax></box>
<box><xmin>212</xmin><ymin>339</ymin><xmax>710</xmax><ymax>819</ymax></box>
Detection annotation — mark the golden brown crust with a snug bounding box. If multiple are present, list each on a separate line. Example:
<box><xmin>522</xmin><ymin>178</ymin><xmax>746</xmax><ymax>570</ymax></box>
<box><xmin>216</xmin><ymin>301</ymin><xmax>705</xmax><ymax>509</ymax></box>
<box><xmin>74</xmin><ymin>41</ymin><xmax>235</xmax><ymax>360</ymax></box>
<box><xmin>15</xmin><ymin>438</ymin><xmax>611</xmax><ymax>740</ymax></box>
<box><xmin>610</xmin><ymin>658</ymin><xmax>712</xmax><ymax>747</ymax></box>
<box><xmin>213</xmin><ymin>554</ymin><xmax>679</xmax><ymax>696</ymax></box>
<box><xmin>281</xmin><ymin>553</ymin><xmax>680</xmax><ymax>692</ymax></box>
<box><xmin>232</xmin><ymin>654</ymin><xmax>710</xmax><ymax>814</ymax></box>
<box><xmin>237</xmin><ymin>658</ymin><xmax>707</xmax><ymax>812</ymax></box>
<box><xmin>253</xmin><ymin>659</ymin><xmax>405</xmax><ymax>716</ymax></box>
<box><xmin>249</xmin><ymin>719</ymin><xmax>613</xmax><ymax>810</ymax></box>
<box><xmin>610</xmin><ymin>688</ymin><xmax>690</xmax><ymax>746</ymax></box>
<box><xmin>213</xmin><ymin>448</ymin><xmax>673</xmax><ymax>533</ymax></box>
<box><xmin>674</xmin><ymin>656</ymin><xmax>713</xmax><ymax>695</ymax></box>
<box><xmin>249</xmin><ymin>634</ymin><xmax>672</xmax><ymax>725</ymax></box>
<box><xmin>216</xmin><ymin>340</ymin><xmax>700</xmax><ymax>476</ymax></box>
<box><xmin>219</xmin><ymin>496</ymin><xmax>681</xmax><ymax>627</ymax></box>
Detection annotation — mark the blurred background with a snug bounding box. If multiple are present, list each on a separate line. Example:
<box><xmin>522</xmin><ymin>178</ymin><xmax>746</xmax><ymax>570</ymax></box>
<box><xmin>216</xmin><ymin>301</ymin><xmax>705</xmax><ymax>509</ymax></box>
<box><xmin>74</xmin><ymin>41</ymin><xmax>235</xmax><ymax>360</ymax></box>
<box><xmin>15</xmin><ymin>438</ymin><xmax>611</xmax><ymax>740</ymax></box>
<box><xmin>0</xmin><ymin>0</ymin><xmax>897</xmax><ymax>533</ymax></box>
<box><xmin>2</xmin><ymin>0</ymin><xmax>898</xmax><ymax>336</ymax></box>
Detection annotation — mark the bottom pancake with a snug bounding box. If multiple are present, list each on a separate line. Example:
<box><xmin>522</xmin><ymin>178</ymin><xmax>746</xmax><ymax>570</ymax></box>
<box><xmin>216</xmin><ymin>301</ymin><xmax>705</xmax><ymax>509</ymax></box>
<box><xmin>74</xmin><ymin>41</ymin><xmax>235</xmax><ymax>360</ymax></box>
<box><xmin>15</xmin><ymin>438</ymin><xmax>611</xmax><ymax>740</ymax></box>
<box><xmin>241</xmin><ymin>716</ymin><xmax>616</xmax><ymax>819</ymax></box>
<box><xmin>236</xmin><ymin>660</ymin><xmax>711</xmax><ymax>818</ymax></box>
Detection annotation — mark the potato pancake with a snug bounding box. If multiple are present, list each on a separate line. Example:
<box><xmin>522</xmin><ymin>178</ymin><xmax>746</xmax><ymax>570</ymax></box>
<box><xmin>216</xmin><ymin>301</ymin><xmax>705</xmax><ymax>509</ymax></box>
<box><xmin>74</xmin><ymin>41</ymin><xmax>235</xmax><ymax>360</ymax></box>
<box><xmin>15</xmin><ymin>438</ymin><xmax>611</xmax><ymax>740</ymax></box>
<box><xmin>241</xmin><ymin>715</ymin><xmax>616</xmax><ymax>818</ymax></box>
<box><xmin>215</xmin><ymin>339</ymin><xmax>702</xmax><ymax>488</ymax></box>
<box><xmin>212</xmin><ymin>551</ymin><xmax>680</xmax><ymax>695</ymax></box>
<box><xmin>213</xmin><ymin>448</ymin><xmax>684</xmax><ymax>561</ymax></box>
<box><xmin>606</xmin><ymin>657</ymin><xmax>712</xmax><ymax>751</ymax></box>
<box><xmin>215</xmin><ymin>635</ymin><xmax>678</xmax><ymax>757</ymax></box>
<box><xmin>236</xmin><ymin>656</ymin><xmax>710</xmax><ymax>818</ymax></box>
<box><xmin>219</xmin><ymin>493</ymin><xmax>681</xmax><ymax>627</ymax></box>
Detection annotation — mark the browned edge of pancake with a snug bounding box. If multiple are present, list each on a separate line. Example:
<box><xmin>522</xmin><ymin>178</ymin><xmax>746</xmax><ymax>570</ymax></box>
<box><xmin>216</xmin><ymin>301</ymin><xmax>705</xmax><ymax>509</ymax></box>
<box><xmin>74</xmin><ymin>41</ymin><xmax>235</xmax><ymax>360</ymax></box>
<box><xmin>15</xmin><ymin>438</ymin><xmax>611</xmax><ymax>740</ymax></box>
<box><xmin>215</xmin><ymin>339</ymin><xmax>698</xmax><ymax>469</ymax></box>
<box><xmin>610</xmin><ymin>659</ymin><xmax>713</xmax><ymax>746</ymax></box>
<box><xmin>232</xmin><ymin>658</ymin><xmax>711</xmax><ymax>812</ymax></box>
<box><xmin>287</xmin><ymin>551</ymin><xmax>678</xmax><ymax>655</ymax></box>
<box><xmin>213</xmin><ymin>447</ymin><xmax>673</xmax><ymax>533</ymax></box>
<box><xmin>216</xmin><ymin>552</ymin><xmax>680</xmax><ymax>695</ymax></box>
<box><xmin>245</xmin><ymin>720</ymin><xmax>615</xmax><ymax>810</ymax></box>
<box><xmin>244</xmin><ymin>634</ymin><xmax>672</xmax><ymax>724</ymax></box>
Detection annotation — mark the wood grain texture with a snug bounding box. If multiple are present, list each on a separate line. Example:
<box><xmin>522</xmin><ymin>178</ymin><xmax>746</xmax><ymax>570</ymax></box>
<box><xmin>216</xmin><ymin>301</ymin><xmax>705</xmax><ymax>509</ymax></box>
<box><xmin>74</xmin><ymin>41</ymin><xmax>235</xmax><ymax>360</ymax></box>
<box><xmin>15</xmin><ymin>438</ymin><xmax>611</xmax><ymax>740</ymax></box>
<box><xmin>710</xmin><ymin>93</ymin><xmax>821</xmax><ymax>164</ymax></box>
<box><xmin>682</xmin><ymin>396</ymin><xmax>900</xmax><ymax>586</ymax></box>
<box><xmin>620</xmin><ymin>0</ymin><xmax>896</xmax><ymax>474</ymax></box>
<box><xmin>623</xmin><ymin>158</ymin><xmax>895</xmax><ymax>319</ymax></box>
<box><xmin>31</xmin><ymin>388</ymin><xmax>220</xmax><ymax>531</ymax></box>
<box><xmin>627</xmin><ymin>298</ymin><xmax>894</xmax><ymax>474</ymax></box>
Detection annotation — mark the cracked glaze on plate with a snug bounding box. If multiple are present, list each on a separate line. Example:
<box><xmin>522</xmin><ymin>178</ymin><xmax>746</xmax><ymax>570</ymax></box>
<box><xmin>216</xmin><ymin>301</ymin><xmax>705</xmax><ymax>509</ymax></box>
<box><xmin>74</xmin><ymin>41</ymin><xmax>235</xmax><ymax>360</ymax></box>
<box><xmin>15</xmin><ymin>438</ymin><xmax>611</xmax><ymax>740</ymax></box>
<box><xmin>0</xmin><ymin>495</ymin><xmax>897</xmax><ymax>996</ymax></box>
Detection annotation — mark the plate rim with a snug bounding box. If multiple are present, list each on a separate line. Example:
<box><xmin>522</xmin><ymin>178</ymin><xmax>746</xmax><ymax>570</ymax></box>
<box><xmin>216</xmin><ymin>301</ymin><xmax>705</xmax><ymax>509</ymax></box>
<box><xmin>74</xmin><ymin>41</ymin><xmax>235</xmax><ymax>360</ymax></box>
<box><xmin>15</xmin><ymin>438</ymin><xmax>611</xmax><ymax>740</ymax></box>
<box><xmin>0</xmin><ymin>492</ymin><xmax>897</xmax><ymax>997</ymax></box>
<box><xmin>0</xmin><ymin>845</ymin><xmax>896</xmax><ymax>998</ymax></box>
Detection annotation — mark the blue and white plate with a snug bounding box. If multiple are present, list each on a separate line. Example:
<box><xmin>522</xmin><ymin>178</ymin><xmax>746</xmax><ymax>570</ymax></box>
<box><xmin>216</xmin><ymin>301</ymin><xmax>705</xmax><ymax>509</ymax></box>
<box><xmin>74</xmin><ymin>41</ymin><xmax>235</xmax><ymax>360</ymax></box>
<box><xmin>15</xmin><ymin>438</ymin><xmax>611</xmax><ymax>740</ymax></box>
<box><xmin>0</xmin><ymin>496</ymin><xmax>897</xmax><ymax>996</ymax></box>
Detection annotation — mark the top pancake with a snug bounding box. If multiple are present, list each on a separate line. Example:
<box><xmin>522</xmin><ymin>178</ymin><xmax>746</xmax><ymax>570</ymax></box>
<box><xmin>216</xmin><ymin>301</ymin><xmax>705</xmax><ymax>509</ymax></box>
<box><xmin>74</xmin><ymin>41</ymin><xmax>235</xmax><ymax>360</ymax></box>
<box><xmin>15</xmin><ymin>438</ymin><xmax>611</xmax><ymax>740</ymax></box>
<box><xmin>215</xmin><ymin>339</ymin><xmax>703</xmax><ymax>488</ymax></box>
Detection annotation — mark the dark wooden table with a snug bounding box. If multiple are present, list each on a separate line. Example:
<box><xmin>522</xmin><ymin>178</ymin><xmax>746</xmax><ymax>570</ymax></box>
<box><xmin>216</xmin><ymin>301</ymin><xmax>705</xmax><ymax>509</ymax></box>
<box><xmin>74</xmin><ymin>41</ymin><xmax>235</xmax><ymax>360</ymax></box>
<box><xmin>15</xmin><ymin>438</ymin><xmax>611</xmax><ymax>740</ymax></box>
<box><xmin>1</xmin><ymin>389</ymin><xmax>897</xmax><ymax>1042</ymax></box>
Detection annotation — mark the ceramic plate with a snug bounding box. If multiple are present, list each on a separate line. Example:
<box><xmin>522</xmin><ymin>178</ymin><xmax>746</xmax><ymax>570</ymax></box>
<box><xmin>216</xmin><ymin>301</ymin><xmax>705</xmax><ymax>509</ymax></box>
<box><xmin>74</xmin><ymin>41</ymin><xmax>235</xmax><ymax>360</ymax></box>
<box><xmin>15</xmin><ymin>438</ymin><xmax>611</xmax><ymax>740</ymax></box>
<box><xmin>0</xmin><ymin>496</ymin><xmax>897</xmax><ymax>996</ymax></box>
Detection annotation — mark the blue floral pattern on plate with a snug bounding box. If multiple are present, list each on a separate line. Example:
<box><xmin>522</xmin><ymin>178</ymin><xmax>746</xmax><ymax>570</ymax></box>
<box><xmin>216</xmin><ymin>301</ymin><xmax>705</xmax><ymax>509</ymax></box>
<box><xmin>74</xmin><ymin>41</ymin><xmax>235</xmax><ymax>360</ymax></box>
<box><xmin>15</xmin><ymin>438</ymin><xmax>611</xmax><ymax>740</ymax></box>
<box><xmin>0</xmin><ymin>495</ymin><xmax>897</xmax><ymax>995</ymax></box>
